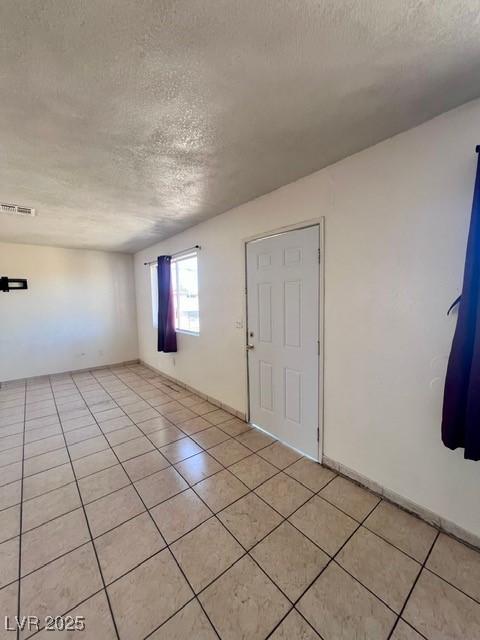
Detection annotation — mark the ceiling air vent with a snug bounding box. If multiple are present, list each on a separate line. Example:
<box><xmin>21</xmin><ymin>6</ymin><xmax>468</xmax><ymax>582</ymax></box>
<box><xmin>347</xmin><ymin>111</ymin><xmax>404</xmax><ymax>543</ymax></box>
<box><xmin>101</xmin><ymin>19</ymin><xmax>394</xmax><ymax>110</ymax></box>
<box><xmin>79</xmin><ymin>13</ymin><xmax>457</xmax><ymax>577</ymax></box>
<box><xmin>0</xmin><ymin>203</ymin><xmax>36</xmax><ymax>217</ymax></box>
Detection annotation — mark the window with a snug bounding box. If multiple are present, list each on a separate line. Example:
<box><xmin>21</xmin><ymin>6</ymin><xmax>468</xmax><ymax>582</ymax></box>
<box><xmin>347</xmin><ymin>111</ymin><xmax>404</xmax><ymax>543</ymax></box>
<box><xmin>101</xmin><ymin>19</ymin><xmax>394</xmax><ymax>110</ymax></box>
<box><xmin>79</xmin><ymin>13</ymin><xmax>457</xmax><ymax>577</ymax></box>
<box><xmin>151</xmin><ymin>252</ymin><xmax>200</xmax><ymax>334</ymax></box>
<box><xmin>171</xmin><ymin>252</ymin><xmax>200</xmax><ymax>334</ymax></box>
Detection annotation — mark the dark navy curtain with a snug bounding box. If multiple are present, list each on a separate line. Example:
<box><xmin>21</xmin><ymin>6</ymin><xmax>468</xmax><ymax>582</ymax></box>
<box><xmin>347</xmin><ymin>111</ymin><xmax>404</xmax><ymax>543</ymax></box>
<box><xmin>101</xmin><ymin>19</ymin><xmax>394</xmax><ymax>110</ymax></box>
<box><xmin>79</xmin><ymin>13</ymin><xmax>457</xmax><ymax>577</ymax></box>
<box><xmin>442</xmin><ymin>147</ymin><xmax>480</xmax><ymax>460</ymax></box>
<box><xmin>157</xmin><ymin>256</ymin><xmax>177</xmax><ymax>353</ymax></box>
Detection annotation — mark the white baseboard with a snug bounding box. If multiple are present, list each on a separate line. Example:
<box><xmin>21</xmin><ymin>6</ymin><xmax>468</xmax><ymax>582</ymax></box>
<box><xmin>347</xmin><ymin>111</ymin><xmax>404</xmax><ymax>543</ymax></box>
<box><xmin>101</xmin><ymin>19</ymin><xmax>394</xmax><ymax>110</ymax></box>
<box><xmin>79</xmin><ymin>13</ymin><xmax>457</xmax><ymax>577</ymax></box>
<box><xmin>323</xmin><ymin>455</ymin><xmax>480</xmax><ymax>551</ymax></box>
<box><xmin>0</xmin><ymin>359</ymin><xmax>141</xmax><ymax>386</ymax></box>
<box><xmin>138</xmin><ymin>360</ymin><xmax>247</xmax><ymax>421</ymax></box>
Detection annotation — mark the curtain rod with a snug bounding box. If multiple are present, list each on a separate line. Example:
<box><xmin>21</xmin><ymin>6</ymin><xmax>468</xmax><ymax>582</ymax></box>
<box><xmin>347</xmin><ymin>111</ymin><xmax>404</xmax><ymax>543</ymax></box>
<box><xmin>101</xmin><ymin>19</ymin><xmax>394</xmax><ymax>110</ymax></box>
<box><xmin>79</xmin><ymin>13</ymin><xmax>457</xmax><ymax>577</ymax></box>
<box><xmin>143</xmin><ymin>245</ymin><xmax>201</xmax><ymax>266</ymax></box>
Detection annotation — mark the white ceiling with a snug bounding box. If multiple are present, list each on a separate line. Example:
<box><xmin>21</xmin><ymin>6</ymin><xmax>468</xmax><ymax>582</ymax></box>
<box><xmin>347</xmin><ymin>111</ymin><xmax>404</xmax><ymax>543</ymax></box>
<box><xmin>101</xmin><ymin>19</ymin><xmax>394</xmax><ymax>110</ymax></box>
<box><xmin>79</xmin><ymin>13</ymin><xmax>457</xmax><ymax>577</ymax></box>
<box><xmin>1</xmin><ymin>1</ymin><xmax>480</xmax><ymax>253</ymax></box>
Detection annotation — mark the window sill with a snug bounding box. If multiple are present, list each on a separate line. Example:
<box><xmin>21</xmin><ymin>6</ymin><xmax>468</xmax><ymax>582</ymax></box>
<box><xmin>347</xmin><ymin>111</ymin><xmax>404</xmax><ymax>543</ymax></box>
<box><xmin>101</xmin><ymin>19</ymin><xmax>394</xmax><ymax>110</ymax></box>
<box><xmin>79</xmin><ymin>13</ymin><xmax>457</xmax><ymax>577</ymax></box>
<box><xmin>175</xmin><ymin>329</ymin><xmax>200</xmax><ymax>336</ymax></box>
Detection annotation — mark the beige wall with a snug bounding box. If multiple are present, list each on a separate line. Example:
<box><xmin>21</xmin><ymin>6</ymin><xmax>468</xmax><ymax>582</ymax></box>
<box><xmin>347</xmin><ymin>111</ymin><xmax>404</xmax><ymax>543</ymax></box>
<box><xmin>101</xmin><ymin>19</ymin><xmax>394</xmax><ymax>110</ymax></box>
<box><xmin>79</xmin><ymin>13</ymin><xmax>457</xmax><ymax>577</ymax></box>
<box><xmin>0</xmin><ymin>242</ymin><xmax>138</xmax><ymax>380</ymax></box>
<box><xmin>135</xmin><ymin>98</ymin><xmax>480</xmax><ymax>539</ymax></box>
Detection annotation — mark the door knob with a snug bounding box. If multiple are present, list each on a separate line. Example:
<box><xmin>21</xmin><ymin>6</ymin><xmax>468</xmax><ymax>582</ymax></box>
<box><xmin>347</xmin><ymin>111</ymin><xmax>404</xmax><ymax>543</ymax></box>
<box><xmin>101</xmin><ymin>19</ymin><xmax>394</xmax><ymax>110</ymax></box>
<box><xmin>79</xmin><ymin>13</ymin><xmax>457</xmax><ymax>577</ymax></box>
<box><xmin>246</xmin><ymin>344</ymin><xmax>255</xmax><ymax>350</ymax></box>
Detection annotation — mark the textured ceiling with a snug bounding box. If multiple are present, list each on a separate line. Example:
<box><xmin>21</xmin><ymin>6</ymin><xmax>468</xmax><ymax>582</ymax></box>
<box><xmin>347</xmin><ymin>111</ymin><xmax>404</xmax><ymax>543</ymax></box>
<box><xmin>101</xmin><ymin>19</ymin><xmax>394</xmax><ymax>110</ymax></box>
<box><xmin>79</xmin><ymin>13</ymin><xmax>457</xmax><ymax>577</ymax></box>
<box><xmin>1</xmin><ymin>1</ymin><xmax>480</xmax><ymax>253</ymax></box>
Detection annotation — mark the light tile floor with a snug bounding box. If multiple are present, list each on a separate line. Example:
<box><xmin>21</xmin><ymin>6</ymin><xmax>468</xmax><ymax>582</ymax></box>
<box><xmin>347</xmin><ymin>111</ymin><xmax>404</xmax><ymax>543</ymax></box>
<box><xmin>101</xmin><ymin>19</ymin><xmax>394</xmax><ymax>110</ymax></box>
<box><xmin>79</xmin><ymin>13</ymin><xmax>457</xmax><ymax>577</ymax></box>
<box><xmin>1</xmin><ymin>364</ymin><xmax>480</xmax><ymax>639</ymax></box>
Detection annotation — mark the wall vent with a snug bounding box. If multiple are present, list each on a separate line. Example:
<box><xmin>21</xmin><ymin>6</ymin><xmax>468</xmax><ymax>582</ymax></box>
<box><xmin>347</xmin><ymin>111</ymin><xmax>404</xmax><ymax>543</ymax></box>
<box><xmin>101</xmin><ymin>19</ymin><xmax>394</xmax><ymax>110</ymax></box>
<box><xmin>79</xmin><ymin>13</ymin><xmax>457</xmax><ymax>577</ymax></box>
<box><xmin>0</xmin><ymin>203</ymin><xmax>36</xmax><ymax>217</ymax></box>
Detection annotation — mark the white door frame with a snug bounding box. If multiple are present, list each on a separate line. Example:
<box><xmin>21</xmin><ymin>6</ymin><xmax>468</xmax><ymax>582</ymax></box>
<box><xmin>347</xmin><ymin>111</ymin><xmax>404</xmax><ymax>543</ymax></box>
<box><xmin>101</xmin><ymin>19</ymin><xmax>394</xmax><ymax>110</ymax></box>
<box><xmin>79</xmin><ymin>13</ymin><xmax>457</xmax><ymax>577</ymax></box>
<box><xmin>243</xmin><ymin>217</ymin><xmax>325</xmax><ymax>462</ymax></box>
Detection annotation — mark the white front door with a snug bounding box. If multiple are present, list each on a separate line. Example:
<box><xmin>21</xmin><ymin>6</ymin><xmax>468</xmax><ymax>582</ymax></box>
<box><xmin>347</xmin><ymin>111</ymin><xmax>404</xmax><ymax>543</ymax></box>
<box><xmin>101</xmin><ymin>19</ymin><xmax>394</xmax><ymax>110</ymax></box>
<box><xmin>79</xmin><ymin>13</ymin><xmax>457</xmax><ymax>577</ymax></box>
<box><xmin>246</xmin><ymin>225</ymin><xmax>320</xmax><ymax>459</ymax></box>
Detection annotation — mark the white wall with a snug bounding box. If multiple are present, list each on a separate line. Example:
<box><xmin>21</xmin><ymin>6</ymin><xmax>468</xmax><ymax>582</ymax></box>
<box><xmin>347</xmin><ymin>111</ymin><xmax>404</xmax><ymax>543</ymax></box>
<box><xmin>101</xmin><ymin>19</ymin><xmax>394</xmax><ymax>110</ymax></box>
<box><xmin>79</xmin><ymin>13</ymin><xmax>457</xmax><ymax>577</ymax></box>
<box><xmin>135</xmin><ymin>98</ymin><xmax>480</xmax><ymax>539</ymax></box>
<box><xmin>0</xmin><ymin>242</ymin><xmax>138</xmax><ymax>380</ymax></box>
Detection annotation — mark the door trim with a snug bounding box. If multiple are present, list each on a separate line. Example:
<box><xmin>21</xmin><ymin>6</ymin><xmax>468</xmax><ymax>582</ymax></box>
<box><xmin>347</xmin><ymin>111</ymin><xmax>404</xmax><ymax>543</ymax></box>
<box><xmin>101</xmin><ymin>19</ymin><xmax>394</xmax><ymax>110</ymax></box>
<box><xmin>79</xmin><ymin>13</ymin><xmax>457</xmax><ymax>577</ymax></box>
<box><xmin>243</xmin><ymin>217</ymin><xmax>325</xmax><ymax>462</ymax></box>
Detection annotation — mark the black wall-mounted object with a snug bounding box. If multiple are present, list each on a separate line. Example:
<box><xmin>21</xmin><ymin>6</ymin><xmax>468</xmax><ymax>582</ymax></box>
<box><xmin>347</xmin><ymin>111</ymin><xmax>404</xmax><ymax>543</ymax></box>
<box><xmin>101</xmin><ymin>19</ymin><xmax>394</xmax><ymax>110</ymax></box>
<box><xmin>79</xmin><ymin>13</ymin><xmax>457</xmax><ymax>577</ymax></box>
<box><xmin>0</xmin><ymin>277</ymin><xmax>28</xmax><ymax>292</ymax></box>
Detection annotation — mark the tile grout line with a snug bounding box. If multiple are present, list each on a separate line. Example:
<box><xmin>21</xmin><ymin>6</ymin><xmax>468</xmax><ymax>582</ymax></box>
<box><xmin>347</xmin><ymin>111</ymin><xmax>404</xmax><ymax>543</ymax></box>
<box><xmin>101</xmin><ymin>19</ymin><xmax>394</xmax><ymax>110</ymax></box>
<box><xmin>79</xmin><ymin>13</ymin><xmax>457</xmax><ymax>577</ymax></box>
<box><xmin>78</xmin><ymin>366</ymin><xmax>480</xmax><ymax>636</ymax></box>
<box><xmin>263</xmin><ymin>495</ymin><xmax>382</xmax><ymax>639</ymax></box>
<box><xmin>71</xmin><ymin>369</ymin><xmax>223</xmax><ymax>640</ymax></box>
<box><xmin>39</xmin><ymin>375</ymin><xmax>122</xmax><ymax>640</ymax></box>
<box><xmin>386</xmin><ymin>531</ymin><xmax>440</xmax><ymax>640</ymax></box>
<box><xmin>8</xmin><ymin>366</ymin><xmax>475</xmax><ymax>640</ymax></box>
<box><xmin>97</xmin><ymin>366</ymin><xmax>343</xmax><ymax>637</ymax></box>
<box><xmin>15</xmin><ymin>378</ymin><xmax>27</xmax><ymax>640</ymax></box>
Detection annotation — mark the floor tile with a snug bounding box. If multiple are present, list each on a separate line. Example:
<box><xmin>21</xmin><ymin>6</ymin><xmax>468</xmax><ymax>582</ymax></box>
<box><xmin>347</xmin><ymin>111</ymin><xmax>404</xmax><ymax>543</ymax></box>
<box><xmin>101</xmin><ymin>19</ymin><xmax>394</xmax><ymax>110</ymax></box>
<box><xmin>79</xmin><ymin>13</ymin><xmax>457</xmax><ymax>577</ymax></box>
<box><xmin>72</xmin><ymin>449</ymin><xmax>118</xmax><ymax>479</ymax></box>
<box><xmin>85</xmin><ymin>485</ymin><xmax>145</xmax><ymax>537</ymax></box>
<box><xmin>208</xmin><ymin>439</ymin><xmax>251</xmax><ymax>466</ymax></box>
<box><xmin>91</xmin><ymin>400</ymin><xmax>118</xmax><ymax>415</ymax></box>
<box><xmin>258</xmin><ymin>442</ymin><xmax>302</xmax><ymax>470</ymax></box>
<box><xmin>98</xmin><ymin>414</ymin><xmax>134</xmax><ymax>433</ymax></box>
<box><xmin>319</xmin><ymin>476</ymin><xmax>380</xmax><ymax>521</ymax></box>
<box><xmin>178</xmin><ymin>394</ymin><xmax>204</xmax><ymax>408</ymax></box>
<box><xmin>255</xmin><ymin>473</ymin><xmax>312</xmax><ymax>517</ymax></box>
<box><xmin>203</xmin><ymin>409</ymin><xmax>233</xmax><ymax>425</ymax></box>
<box><xmin>168</xmin><ymin>408</ymin><xmax>198</xmax><ymax>425</ymax></box>
<box><xmin>149</xmin><ymin>599</ymin><xmax>217</xmax><ymax>640</ymax></box>
<box><xmin>195</xmin><ymin>469</ymin><xmax>249</xmax><ymax>512</ymax></box>
<box><xmin>95</xmin><ymin>407</ymin><xmax>125</xmax><ymax>423</ymax></box>
<box><xmin>20</xmin><ymin>543</ymin><xmax>102</xmax><ymax>632</ymax></box>
<box><xmin>229</xmin><ymin>453</ymin><xmax>278</xmax><ymax>489</ymax></box>
<box><xmin>95</xmin><ymin>512</ymin><xmax>165</xmax><ymax>583</ymax></box>
<box><xmin>390</xmin><ymin>620</ymin><xmax>424</xmax><ymax>640</ymax></box>
<box><xmin>0</xmin><ymin>433</ymin><xmax>24</xmax><ymax>452</ymax></box>
<box><xmin>0</xmin><ymin>537</ymin><xmax>19</xmax><ymax>588</ymax></box>
<box><xmin>21</xmin><ymin>508</ymin><xmax>90</xmax><ymax>576</ymax></box>
<box><xmin>175</xmin><ymin>451</ymin><xmax>223</xmax><ymax>485</ymax></box>
<box><xmin>289</xmin><ymin>496</ymin><xmax>357</xmax><ymax>555</ymax></box>
<box><xmin>218</xmin><ymin>492</ymin><xmax>282</xmax><ymax>549</ymax></box>
<box><xmin>297</xmin><ymin>562</ymin><xmax>395</xmax><ymax>640</ymax></box>
<box><xmin>25</xmin><ymin>415</ymin><xmax>60</xmax><ymax>431</ymax></box>
<box><xmin>178</xmin><ymin>416</ymin><xmax>212</xmax><ymax>435</ymax></box>
<box><xmin>364</xmin><ymin>501</ymin><xmax>437</xmax><ymax>562</ymax></box>
<box><xmin>113</xmin><ymin>435</ymin><xmax>154</xmax><ymax>461</ymax></box>
<box><xmin>426</xmin><ymin>532</ymin><xmax>480</xmax><ymax>602</ymax></box>
<box><xmin>199</xmin><ymin>555</ymin><xmax>290</xmax><ymax>639</ymax></box>
<box><xmin>78</xmin><ymin>464</ymin><xmax>130</xmax><ymax>503</ymax></box>
<box><xmin>149</xmin><ymin>426</ymin><xmax>185</xmax><ymax>448</ymax></box>
<box><xmin>68</xmin><ymin>435</ymin><xmax>109</xmax><ymax>460</ymax></box>
<box><xmin>122</xmin><ymin>400</ymin><xmax>152</xmax><ymax>415</ymax></box>
<box><xmin>403</xmin><ymin>569</ymin><xmax>480</xmax><ymax>640</ymax></box>
<box><xmin>122</xmin><ymin>449</ymin><xmax>170</xmax><ymax>481</ymax></box>
<box><xmin>160</xmin><ymin>437</ymin><xmax>203</xmax><ymax>463</ymax></box>
<box><xmin>136</xmin><ymin>415</ymin><xmax>172</xmax><ymax>434</ymax></box>
<box><xmin>285</xmin><ymin>458</ymin><xmax>336</xmax><ymax>492</ymax></box>
<box><xmin>22</xmin><ymin>482</ymin><xmax>81</xmax><ymax>531</ymax></box>
<box><xmin>61</xmin><ymin>414</ymin><xmax>96</xmax><ymax>432</ymax></box>
<box><xmin>23</xmin><ymin>423</ymin><xmax>61</xmax><ymax>443</ymax></box>
<box><xmin>134</xmin><ymin>466</ymin><xmax>188</xmax><ymax>508</ymax></box>
<box><xmin>217</xmin><ymin>418</ymin><xmax>251</xmax><ymax>437</ymax></box>
<box><xmin>58</xmin><ymin>408</ymin><xmax>90</xmax><ymax>423</ymax></box>
<box><xmin>104</xmin><ymin>425</ymin><xmax>143</xmax><ymax>446</ymax></box>
<box><xmin>159</xmin><ymin>401</ymin><xmax>188</xmax><ymax>416</ymax></box>
<box><xmin>0</xmin><ymin>505</ymin><xmax>20</xmax><ymax>543</ymax></box>
<box><xmin>129</xmin><ymin>407</ymin><xmax>160</xmax><ymax>423</ymax></box>
<box><xmin>191</xmin><ymin>426</ymin><xmax>231</xmax><ymax>449</ymax></box>
<box><xmin>23</xmin><ymin>448</ymin><xmax>69</xmax><ymax>477</ymax></box>
<box><xmin>236</xmin><ymin>428</ymin><xmax>275</xmax><ymax>452</ymax></box>
<box><xmin>0</xmin><ymin>582</ymin><xmax>18</xmax><ymax>640</ymax></box>
<box><xmin>0</xmin><ymin>461</ymin><xmax>22</xmax><ymax>487</ymax></box>
<box><xmin>269</xmin><ymin>609</ymin><xmax>320</xmax><ymax>640</ymax></box>
<box><xmin>23</xmin><ymin>464</ymin><xmax>74</xmax><ymax>500</ymax></box>
<box><xmin>337</xmin><ymin>527</ymin><xmax>420</xmax><ymax>612</ymax></box>
<box><xmin>64</xmin><ymin>424</ymin><xmax>102</xmax><ymax>445</ymax></box>
<box><xmin>0</xmin><ymin>423</ymin><xmax>23</xmax><ymax>439</ymax></box>
<box><xmin>171</xmin><ymin>518</ymin><xmax>243</xmax><ymax>592</ymax></box>
<box><xmin>34</xmin><ymin>591</ymin><xmax>117</xmax><ymax>639</ymax></box>
<box><xmin>252</xmin><ymin>522</ymin><xmax>328</xmax><ymax>601</ymax></box>
<box><xmin>0</xmin><ymin>446</ymin><xmax>22</xmax><ymax>469</ymax></box>
<box><xmin>190</xmin><ymin>401</ymin><xmax>218</xmax><ymax>416</ymax></box>
<box><xmin>151</xmin><ymin>488</ymin><xmax>212</xmax><ymax>544</ymax></box>
<box><xmin>107</xmin><ymin>549</ymin><xmax>193</xmax><ymax>640</ymax></box>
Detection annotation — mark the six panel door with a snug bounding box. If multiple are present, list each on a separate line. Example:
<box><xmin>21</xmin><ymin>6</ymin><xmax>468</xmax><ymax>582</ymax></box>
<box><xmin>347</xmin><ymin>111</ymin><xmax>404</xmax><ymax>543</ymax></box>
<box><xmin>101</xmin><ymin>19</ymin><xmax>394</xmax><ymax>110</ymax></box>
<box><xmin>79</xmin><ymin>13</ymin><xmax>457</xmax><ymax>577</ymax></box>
<box><xmin>246</xmin><ymin>225</ymin><xmax>320</xmax><ymax>459</ymax></box>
